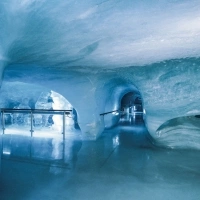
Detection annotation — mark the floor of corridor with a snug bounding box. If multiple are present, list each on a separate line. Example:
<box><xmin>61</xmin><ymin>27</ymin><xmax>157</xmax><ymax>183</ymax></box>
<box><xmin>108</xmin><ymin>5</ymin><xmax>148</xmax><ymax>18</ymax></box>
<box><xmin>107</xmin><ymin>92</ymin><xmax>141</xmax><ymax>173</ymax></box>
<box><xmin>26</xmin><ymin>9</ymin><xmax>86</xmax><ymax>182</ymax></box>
<box><xmin>0</xmin><ymin>121</ymin><xmax>200</xmax><ymax>200</ymax></box>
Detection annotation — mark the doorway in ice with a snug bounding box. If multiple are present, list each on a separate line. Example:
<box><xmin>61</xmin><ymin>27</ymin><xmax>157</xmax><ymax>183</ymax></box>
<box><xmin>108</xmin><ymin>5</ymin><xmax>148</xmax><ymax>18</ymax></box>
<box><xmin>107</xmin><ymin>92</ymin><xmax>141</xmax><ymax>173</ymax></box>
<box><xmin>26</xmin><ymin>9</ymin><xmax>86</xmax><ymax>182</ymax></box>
<box><xmin>119</xmin><ymin>92</ymin><xmax>144</xmax><ymax>125</ymax></box>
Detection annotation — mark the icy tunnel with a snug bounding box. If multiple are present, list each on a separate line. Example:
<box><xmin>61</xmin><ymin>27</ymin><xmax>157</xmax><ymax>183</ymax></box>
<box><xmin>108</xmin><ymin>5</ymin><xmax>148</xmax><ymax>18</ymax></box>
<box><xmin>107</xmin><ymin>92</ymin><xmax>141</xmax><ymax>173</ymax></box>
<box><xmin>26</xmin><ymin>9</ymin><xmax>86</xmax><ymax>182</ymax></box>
<box><xmin>102</xmin><ymin>81</ymin><xmax>144</xmax><ymax>129</ymax></box>
<box><xmin>1</xmin><ymin>0</ymin><xmax>200</xmax><ymax>199</ymax></box>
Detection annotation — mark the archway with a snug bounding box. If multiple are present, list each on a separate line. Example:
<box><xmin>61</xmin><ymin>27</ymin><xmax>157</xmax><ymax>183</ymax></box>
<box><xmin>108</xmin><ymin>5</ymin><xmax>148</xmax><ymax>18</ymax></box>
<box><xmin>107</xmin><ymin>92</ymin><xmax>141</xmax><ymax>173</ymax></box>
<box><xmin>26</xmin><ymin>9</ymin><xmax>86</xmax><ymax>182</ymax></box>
<box><xmin>0</xmin><ymin>82</ymin><xmax>82</xmax><ymax>164</ymax></box>
<box><xmin>0</xmin><ymin>85</ymin><xmax>80</xmax><ymax>134</ymax></box>
<box><xmin>100</xmin><ymin>78</ymin><xmax>145</xmax><ymax>129</ymax></box>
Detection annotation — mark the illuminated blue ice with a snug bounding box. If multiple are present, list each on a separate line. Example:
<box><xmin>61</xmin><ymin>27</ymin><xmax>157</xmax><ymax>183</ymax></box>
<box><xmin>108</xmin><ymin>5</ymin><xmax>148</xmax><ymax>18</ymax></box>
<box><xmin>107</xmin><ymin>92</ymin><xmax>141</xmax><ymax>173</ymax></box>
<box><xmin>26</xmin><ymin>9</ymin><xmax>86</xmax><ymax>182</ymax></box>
<box><xmin>1</xmin><ymin>0</ymin><xmax>200</xmax><ymax>198</ymax></box>
<box><xmin>0</xmin><ymin>0</ymin><xmax>200</xmax><ymax>148</ymax></box>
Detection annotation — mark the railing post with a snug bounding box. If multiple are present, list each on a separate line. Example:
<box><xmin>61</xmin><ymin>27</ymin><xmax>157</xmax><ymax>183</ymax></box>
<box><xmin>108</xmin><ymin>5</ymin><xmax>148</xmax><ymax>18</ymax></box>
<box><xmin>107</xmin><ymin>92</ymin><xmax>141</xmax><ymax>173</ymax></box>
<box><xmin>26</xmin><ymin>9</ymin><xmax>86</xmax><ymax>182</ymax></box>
<box><xmin>1</xmin><ymin>110</ymin><xmax>5</xmax><ymax>135</ymax></box>
<box><xmin>30</xmin><ymin>111</ymin><xmax>34</xmax><ymax>137</ymax></box>
<box><xmin>30</xmin><ymin>111</ymin><xmax>34</xmax><ymax>159</ymax></box>
<box><xmin>63</xmin><ymin>111</ymin><xmax>66</xmax><ymax>161</ymax></box>
<box><xmin>0</xmin><ymin>110</ymin><xmax>3</xmax><ymax>168</ymax></box>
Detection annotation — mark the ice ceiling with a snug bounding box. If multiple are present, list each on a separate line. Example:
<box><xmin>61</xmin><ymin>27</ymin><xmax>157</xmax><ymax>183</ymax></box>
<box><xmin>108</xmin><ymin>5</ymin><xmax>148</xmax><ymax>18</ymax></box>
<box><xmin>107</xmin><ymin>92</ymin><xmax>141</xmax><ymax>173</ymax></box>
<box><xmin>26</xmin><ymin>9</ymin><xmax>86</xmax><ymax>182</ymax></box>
<box><xmin>1</xmin><ymin>0</ymin><xmax>200</xmax><ymax>149</ymax></box>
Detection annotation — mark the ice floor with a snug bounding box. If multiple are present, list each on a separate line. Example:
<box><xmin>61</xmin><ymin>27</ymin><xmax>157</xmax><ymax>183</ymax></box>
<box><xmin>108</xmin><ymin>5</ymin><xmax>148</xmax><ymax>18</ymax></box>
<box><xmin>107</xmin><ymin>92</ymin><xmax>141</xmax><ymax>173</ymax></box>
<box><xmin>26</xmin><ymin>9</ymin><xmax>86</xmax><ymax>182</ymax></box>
<box><xmin>0</xmin><ymin>120</ymin><xmax>200</xmax><ymax>200</ymax></box>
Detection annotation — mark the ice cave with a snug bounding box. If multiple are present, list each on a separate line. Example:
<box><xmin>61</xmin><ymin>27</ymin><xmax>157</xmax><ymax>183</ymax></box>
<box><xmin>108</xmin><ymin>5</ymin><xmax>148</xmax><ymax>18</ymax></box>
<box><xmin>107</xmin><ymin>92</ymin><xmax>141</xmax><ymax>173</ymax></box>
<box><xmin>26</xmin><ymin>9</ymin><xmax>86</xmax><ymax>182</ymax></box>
<box><xmin>1</xmin><ymin>0</ymin><xmax>200</xmax><ymax>199</ymax></box>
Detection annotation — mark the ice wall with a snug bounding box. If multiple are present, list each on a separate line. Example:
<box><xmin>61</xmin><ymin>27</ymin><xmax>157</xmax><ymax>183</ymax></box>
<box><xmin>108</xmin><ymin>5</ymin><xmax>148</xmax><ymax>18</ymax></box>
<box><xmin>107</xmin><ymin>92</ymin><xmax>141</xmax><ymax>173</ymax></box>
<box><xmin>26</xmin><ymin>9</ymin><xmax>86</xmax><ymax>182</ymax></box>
<box><xmin>115</xmin><ymin>60</ymin><xmax>200</xmax><ymax>149</ymax></box>
<box><xmin>1</xmin><ymin>65</ymin><xmax>141</xmax><ymax>139</ymax></box>
<box><xmin>1</xmin><ymin>0</ymin><xmax>200</xmax><ymax>149</ymax></box>
<box><xmin>3</xmin><ymin>61</ymin><xmax>200</xmax><ymax>150</ymax></box>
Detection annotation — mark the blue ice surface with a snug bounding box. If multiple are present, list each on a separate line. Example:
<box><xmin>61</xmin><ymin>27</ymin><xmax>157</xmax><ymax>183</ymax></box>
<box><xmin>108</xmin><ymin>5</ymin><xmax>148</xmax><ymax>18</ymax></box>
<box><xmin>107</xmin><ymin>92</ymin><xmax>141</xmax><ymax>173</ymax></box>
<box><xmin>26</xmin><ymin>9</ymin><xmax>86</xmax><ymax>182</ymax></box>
<box><xmin>0</xmin><ymin>1</ymin><xmax>200</xmax><ymax>198</ymax></box>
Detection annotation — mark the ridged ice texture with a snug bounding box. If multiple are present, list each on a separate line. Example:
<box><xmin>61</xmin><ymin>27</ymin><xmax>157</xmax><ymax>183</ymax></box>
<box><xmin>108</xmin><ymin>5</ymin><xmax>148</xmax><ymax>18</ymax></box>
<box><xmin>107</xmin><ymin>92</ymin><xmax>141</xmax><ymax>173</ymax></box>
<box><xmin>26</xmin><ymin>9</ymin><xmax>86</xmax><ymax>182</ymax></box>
<box><xmin>1</xmin><ymin>0</ymin><xmax>200</xmax><ymax>67</ymax></box>
<box><xmin>156</xmin><ymin>116</ymin><xmax>200</xmax><ymax>149</ymax></box>
<box><xmin>115</xmin><ymin>60</ymin><xmax>200</xmax><ymax>149</ymax></box>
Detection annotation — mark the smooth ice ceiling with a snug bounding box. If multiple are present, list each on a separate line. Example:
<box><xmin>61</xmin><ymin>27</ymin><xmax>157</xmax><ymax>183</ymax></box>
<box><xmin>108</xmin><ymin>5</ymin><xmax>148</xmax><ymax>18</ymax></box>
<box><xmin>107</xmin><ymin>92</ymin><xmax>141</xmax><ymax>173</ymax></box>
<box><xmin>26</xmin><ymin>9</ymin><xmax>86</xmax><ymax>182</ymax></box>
<box><xmin>1</xmin><ymin>0</ymin><xmax>200</xmax><ymax>67</ymax></box>
<box><xmin>1</xmin><ymin>0</ymin><xmax>200</xmax><ymax>149</ymax></box>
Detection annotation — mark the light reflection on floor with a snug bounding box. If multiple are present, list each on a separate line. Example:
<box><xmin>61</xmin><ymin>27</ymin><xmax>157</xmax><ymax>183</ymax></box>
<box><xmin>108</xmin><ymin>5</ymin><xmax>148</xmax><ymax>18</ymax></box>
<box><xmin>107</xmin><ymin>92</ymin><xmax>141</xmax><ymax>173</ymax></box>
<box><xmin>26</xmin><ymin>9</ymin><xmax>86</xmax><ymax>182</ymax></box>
<box><xmin>0</xmin><ymin>120</ymin><xmax>200</xmax><ymax>200</ymax></box>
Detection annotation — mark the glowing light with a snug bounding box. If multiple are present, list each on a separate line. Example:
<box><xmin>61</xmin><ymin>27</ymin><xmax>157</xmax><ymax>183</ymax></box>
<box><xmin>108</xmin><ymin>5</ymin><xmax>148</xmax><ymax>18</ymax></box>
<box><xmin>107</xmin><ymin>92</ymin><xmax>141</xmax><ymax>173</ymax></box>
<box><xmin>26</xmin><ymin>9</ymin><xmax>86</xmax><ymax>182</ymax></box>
<box><xmin>112</xmin><ymin>111</ymin><xmax>119</xmax><ymax>116</ymax></box>
<box><xmin>113</xmin><ymin>135</ymin><xmax>119</xmax><ymax>147</ymax></box>
<box><xmin>3</xmin><ymin>150</ymin><xmax>11</xmax><ymax>155</ymax></box>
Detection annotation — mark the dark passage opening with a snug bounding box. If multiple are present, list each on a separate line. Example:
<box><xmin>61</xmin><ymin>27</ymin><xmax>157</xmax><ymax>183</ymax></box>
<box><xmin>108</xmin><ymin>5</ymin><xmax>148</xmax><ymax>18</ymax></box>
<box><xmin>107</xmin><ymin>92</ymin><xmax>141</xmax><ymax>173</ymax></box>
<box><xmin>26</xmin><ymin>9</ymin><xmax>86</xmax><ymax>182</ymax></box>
<box><xmin>120</xmin><ymin>92</ymin><xmax>143</xmax><ymax>125</ymax></box>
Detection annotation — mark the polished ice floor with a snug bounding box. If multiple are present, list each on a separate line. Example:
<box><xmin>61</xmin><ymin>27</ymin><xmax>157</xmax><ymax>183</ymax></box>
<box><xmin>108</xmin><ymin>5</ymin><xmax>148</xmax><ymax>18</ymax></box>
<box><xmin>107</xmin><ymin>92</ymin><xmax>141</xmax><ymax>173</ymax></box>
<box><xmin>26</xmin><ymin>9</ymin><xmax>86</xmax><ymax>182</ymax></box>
<box><xmin>0</xmin><ymin>121</ymin><xmax>200</xmax><ymax>200</ymax></box>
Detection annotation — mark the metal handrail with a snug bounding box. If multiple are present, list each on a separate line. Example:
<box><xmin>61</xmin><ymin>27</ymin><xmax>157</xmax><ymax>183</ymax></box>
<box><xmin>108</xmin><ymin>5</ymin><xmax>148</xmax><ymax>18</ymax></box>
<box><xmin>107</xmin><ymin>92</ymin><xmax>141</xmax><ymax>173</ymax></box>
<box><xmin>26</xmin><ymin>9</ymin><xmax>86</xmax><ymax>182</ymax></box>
<box><xmin>100</xmin><ymin>110</ymin><xmax>143</xmax><ymax>116</ymax></box>
<box><xmin>0</xmin><ymin>108</ymin><xmax>72</xmax><ymax>115</ymax></box>
<box><xmin>100</xmin><ymin>110</ymin><xmax>119</xmax><ymax>116</ymax></box>
<box><xmin>0</xmin><ymin>108</ymin><xmax>73</xmax><ymax>135</ymax></box>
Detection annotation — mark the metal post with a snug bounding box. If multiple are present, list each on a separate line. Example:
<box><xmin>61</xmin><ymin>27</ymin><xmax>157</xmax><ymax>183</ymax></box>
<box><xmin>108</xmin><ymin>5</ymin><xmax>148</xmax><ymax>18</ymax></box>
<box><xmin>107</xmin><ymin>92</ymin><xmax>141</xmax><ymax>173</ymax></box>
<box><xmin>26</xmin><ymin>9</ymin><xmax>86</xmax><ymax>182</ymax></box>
<box><xmin>2</xmin><ymin>111</ymin><xmax>5</xmax><ymax>135</ymax></box>
<box><xmin>63</xmin><ymin>112</ymin><xmax>65</xmax><ymax>161</ymax></box>
<box><xmin>0</xmin><ymin>110</ymin><xmax>3</xmax><ymax>168</ymax></box>
<box><xmin>30</xmin><ymin>111</ymin><xmax>34</xmax><ymax>158</ymax></box>
<box><xmin>30</xmin><ymin>111</ymin><xmax>33</xmax><ymax>137</ymax></box>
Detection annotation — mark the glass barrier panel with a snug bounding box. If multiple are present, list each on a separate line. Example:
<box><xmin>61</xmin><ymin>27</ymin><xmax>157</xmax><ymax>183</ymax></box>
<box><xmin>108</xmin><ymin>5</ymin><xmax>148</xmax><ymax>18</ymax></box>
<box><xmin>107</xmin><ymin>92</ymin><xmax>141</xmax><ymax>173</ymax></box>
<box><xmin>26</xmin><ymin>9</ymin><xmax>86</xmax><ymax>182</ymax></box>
<box><xmin>31</xmin><ymin>113</ymin><xmax>64</xmax><ymax>161</ymax></box>
<box><xmin>2</xmin><ymin>112</ymin><xmax>31</xmax><ymax>158</ymax></box>
<box><xmin>2</xmin><ymin>135</ymin><xmax>31</xmax><ymax>158</ymax></box>
<box><xmin>3</xmin><ymin>112</ymin><xmax>31</xmax><ymax>135</ymax></box>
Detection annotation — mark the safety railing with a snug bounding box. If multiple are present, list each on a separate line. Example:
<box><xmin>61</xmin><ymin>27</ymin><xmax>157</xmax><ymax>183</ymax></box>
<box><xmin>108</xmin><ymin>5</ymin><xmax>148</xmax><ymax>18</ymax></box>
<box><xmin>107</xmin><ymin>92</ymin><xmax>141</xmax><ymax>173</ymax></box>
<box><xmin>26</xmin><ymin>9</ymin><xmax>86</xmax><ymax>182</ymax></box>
<box><xmin>100</xmin><ymin>110</ymin><xmax>119</xmax><ymax>116</ymax></box>
<box><xmin>100</xmin><ymin>110</ymin><xmax>143</xmax><ymax>116</ymax></box>
<box><xmin>0</xmin><ymin>108</ymin><xmax>74</xmax><ymax>164</ymax></box>
<box><xmin>100</xmin><ymin>109</ymin><xmax>144</xmax><ymax>125</ymax></box>
<box><xmin>1</xmin><ymin>108</ymin><xmax>72</xmax><ymax>135</ymax></box>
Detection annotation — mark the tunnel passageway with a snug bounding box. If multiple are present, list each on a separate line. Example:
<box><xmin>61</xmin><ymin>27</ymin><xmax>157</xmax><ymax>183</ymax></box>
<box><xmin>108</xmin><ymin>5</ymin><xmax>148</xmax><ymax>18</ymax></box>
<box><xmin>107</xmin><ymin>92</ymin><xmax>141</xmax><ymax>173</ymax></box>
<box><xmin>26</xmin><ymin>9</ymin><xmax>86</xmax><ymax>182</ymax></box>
<box><xmin>119</xmin><ymin>91</ymin><xmax>144</xmax><ymax>126</ymax></box>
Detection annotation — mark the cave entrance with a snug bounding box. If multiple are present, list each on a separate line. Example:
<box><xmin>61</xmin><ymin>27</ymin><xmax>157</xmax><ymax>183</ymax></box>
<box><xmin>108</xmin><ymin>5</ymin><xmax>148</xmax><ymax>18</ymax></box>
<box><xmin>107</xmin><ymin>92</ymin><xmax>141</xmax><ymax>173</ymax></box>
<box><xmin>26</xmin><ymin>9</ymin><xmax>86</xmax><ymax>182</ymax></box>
<box><xmin>119</xmin><ymin>92</ymin><xmax>143</xmax><ymax>125</ymax></box>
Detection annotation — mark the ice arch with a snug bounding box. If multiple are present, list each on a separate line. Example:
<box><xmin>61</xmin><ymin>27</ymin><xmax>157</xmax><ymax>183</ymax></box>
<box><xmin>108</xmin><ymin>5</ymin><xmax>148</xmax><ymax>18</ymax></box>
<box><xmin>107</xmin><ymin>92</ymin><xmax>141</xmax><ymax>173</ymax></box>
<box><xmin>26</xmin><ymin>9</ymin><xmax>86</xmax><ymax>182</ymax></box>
<box><xmin>1</xmin><ymin>64</ymin><xmax>105</xmax><ymax>139</ymax></box>
<box><xmin>120</xmin><ymin>92</ymin><xmax>143</xmax><ymax>124</ymax></box>
<box><xmin>0</xmin><ymin>82</ymin><xmax>78</xmax><ymax>132</ymax></box>
<box><xmin>96</xmin><ymin>78</ymin><xmax>143</xmax><ymax>129</ymax></box>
